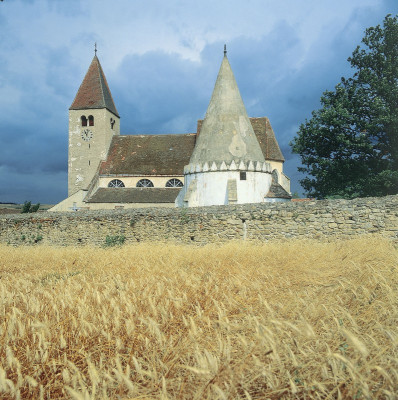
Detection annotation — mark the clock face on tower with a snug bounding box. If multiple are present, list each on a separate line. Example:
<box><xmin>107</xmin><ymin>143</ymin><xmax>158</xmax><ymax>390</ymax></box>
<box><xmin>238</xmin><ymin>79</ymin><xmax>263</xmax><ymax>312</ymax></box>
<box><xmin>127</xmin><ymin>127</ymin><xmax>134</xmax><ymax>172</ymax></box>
<box><xmin>81</xmin><ymin>128</ymin><xmax>93</xmax><ymax>141</ymax></box>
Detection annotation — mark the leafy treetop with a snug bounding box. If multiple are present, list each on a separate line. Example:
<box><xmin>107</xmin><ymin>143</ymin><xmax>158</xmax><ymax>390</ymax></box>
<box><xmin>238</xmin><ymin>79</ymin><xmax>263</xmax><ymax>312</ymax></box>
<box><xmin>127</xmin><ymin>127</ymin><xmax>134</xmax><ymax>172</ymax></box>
<box><xmin>291</xmin><ymin>14</ymin><xmax>398</xmax><ymax>199</ymax></box>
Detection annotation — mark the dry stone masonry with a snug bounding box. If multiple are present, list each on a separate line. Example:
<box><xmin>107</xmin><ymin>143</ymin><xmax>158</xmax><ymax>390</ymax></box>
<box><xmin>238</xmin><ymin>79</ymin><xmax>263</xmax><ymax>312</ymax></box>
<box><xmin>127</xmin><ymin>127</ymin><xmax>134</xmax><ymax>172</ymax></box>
<box><xmin>1</xmin><ymin>195</ymin><xmax>397</xmax><ymax>246</ymax></box>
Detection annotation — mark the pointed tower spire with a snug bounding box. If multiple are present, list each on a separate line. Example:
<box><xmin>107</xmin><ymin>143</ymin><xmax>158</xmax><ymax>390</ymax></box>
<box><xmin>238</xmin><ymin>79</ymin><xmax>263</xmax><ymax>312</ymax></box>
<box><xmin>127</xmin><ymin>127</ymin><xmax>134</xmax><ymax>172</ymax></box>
<box><xmin>189</xmin><ymin>49</ymin><xmax>265</xmax><ymax>166</ymax></box>
<box><xmin>70</xmin><ymin>55</ymin><xmax>119</xmax><ymax>117</ymax></box>
<box><xmin>175</xmin><ymin>48</ymin><xmax>274</xmax><ymax>207</ymax></box>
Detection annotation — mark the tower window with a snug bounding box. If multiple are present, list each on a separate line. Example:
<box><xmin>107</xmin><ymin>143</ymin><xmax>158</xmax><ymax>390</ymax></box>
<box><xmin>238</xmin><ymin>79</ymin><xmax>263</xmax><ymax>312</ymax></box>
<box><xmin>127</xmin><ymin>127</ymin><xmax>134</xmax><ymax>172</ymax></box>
<box><xmin>136</xmin><ymin>179</ymin><xmax>154</xmax><ymax>188</ymax></box>
<box><xmin>110</xmin><ymin>118</ymin><xmax>115</xmax><ymax>129</ymax></box>
<box><xmin>88</xmin><ymin>115</ymin><xmax>94</xmax><ymax>126</ymax></box>
<box><xmin>240</xmin><ymin>171</ymin><xmax>247</xmax><ymax>180</ymax></box>
<box><xmin>81</xmin><ymin>116</ymin><xmax>87</xmax><ymax>127</ymax></box>
<box><xmin>108</xmin><ymin>179</ymin><xmax>125</xmax><ymax>188</ymax></box>
<box><xmin>166</xmin><ymin>178</ymin><xmax>183</xmax><ymax>187</ymax></box>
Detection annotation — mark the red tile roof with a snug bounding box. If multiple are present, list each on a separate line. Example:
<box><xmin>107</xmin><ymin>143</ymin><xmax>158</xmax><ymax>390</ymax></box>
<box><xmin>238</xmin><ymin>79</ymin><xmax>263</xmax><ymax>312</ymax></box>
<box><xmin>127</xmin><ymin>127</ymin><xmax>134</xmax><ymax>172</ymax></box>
<box><xmin>99</xmin><ymin>118</ymin><xmax>284</xmax><ymax>176</ymax></box>
<box><xmin>253</xmin><ymin>117</ymin><xmax>285</xmax><ymax>162</ymax></box>
<box><xmin>99</xmin><ymin>134</ymin><xmax>197</xmax><ymax>176</ymax></box>
<box><xmin>70</xmin><ymin>56</ymin><xmax>119</xmax><ymax>117</ymax></box>
<box><xmin>86</xmin><ymin>188</ymin><xmax>181</xmax><ymax>203</ymax></box>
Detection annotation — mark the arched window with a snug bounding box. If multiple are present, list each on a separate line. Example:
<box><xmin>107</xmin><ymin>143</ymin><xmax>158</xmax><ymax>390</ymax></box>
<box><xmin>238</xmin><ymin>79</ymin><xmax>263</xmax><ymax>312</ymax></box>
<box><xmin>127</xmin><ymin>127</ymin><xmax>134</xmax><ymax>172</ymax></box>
<box><xmin>136</xmin><ymin>179</ymin><xmax>154</xmax><ymax>188</ymax></box>
<box><xmin>88</xmin><ymin>115</ymin><xmax>94</xmax><ymax>126</ymax></box>
<box><xmin>166</xmin><ymin>178</ymin><xmax>183</xmax><ymax>187</ymax></box>
<box><xmin>108</xmin><ymin>179</ymin><xmax>125</xmax><ymax>188</ymax></box>
<box><xmin>271</xmin><ymin>169</ymin><xmax>279</xmax><ymax>183</ymax></box>
<box><xmin>81</xmin><ymin>116</ymin><xmax>87</xmax><ymax>127</ymax></box>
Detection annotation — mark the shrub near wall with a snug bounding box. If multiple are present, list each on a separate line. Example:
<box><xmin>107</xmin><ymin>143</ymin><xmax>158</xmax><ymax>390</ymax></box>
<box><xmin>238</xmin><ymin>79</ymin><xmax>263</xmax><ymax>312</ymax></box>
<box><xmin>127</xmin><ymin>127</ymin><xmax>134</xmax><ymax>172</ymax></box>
<box><xmin>0</xmin><ymin>195</ymin><xmax>397</xmax><ymax>246</ymax></box>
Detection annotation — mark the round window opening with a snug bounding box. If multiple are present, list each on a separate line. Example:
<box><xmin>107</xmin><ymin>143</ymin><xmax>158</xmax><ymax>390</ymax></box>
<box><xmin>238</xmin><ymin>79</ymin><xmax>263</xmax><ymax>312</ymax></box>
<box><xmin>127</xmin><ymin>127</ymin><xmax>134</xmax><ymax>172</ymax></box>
<box><xmin>136</xmin><ymin>179</ymin><xmax>154</xmax><ymax>188</ymax></box>
<box><xmin>108</xmin><ymin>179</ymin><xmax>125</xmax><ymax>188</ymax></box>
<box><xmin>166</xmin><ymin>178</ymin><xmax>183</xmax><ymax>187</ymax></box>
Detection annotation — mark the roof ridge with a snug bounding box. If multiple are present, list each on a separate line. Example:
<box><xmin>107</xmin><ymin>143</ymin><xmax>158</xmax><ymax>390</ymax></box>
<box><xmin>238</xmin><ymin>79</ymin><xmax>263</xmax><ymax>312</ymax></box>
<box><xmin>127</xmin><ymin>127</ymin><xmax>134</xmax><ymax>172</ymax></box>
<box><xmin>97</xmin><ymin>58</ymin><xmax>106</xmax><ymax>110</ymax></box>
<box><xmin>265</xmin><ymin>118</ymin><xmax>284</xmax><ymax>162</ymax></box>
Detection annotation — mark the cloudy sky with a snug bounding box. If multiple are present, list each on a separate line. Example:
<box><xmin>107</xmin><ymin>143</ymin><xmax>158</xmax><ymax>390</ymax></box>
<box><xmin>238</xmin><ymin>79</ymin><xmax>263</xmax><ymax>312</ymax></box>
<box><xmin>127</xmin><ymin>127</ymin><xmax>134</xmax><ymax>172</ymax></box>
<box><xmin>0</xmin><ymin>0</ymin><xmax>397</xmax><ymax>203</ymax></box>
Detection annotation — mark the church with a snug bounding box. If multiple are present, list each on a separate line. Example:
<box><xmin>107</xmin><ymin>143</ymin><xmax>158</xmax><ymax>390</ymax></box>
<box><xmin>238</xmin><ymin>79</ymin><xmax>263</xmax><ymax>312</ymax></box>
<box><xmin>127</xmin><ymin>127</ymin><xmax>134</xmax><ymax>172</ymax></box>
<box><xmin>50</xmin><ymin>47</ymin><xmax>291</xmax><ymax>211</ymax></box>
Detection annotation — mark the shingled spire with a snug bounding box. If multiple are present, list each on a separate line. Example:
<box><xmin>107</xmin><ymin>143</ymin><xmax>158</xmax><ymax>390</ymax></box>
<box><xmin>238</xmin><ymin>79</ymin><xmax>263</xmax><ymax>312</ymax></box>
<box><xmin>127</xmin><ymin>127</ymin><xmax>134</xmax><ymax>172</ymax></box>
<box><xmin>188</xmin><ymin>49</ymin><xmax>265</xmax><ymax>166</ymax></box>
<box><xmin>70</xmin><ymin>55</ymin><xmax>119</xmax><ymax>117</ymax></box>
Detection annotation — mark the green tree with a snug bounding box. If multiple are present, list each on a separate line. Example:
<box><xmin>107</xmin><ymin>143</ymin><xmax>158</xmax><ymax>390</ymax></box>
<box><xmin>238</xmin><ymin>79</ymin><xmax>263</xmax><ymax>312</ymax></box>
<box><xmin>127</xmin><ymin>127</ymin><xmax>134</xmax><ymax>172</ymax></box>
<box><xmin>291</xmin><ymin>15</ymin><xmax>398</xmax><ymax>199</ymax></box>
<box><xmin>21</xmin><ymin>201</ymin><xmax>32</xmax><ymax>213</ymax></box>
<box><xmin>30</xmin><ymin>203</ymin><xmax>40</xmax><ymax>213</ymax></box>
<box><xmin>21</xmin><ymin>201</ymin><xmax>40</xmax><ymax>213</ymax></box>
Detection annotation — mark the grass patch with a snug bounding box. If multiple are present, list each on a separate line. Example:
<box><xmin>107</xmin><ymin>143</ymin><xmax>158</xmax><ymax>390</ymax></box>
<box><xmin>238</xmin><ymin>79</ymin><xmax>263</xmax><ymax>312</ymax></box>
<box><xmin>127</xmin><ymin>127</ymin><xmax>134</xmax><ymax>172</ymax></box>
<box><xmin>104</xmin><ymin>234</ymin><xmax>126</xmax><ymax>247</ymax></box>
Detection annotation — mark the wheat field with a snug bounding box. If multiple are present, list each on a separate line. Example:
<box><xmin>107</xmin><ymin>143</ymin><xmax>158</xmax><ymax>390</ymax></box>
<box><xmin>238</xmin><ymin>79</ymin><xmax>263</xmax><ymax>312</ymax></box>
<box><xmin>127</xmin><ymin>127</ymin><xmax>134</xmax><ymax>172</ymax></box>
<box><xmin>0</xmin><ymin>237</ymin><xmax>397</xmax><ymax>399</ymax></box>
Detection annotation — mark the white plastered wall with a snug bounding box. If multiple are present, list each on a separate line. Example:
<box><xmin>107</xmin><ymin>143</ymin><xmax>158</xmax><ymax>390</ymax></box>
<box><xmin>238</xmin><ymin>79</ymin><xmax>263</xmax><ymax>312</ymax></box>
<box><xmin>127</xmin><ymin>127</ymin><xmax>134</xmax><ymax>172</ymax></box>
<box><xmin>179</xmin><ymin>171</ymin><xmax>272</xmax><ymax>207</ymax></box>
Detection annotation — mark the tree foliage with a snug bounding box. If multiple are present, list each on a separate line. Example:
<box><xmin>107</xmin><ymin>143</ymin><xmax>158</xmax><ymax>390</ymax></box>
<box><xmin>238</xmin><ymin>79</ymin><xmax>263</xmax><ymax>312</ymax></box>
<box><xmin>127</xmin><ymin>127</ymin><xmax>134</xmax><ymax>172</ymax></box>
<box><xmin>291</xmin><ymin>15</ymin><xmax>398</xmax><ymax>199</ymax></box>
<box><xmin>21</xmin><ymin>201</ymin><xmax>40</xmax><ymax>213</ymax></box>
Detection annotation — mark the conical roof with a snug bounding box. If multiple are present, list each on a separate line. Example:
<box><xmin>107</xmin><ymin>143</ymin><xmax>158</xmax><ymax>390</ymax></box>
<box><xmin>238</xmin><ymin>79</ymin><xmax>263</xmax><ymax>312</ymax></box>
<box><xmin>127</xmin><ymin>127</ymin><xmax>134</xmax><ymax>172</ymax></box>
<box><xmin>189</xmin><ymin>51</ymin><xmax>265</xmax><ymax>166</ymax></box>
<box><xmin>70</xmin><ymin>55</ymin><xmax>119</xmax><ymax>117</ymax></box>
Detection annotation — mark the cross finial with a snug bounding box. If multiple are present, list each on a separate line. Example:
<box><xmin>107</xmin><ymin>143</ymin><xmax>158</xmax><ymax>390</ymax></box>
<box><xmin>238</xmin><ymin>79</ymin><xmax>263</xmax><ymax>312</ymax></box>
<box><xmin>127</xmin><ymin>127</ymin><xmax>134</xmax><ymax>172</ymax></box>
<box><xmin>94</xmin><ymin>42</ymin><xmax>97</xmax><ymax>56</ymax></box>
<box><xmin>224</xmin><ymin>44</ymin><xmax>227</xmax><ymax>57</ymax></box>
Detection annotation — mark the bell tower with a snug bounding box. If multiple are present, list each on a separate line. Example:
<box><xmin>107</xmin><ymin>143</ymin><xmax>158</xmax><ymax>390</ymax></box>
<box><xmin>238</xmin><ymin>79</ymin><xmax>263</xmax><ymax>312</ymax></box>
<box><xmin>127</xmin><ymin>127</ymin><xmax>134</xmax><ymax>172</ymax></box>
<box><xmin>68</xmin><ymin>49</ymin><xmax>120</xmax><ymax>196</ymax></box>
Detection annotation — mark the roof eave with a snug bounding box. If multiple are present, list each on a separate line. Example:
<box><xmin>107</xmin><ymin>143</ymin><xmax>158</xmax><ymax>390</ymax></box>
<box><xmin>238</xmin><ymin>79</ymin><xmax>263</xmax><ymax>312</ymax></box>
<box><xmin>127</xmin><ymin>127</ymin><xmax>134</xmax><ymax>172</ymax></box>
<box><xmin>69</xmin><ymin>105</ymin><xmax>120</xmax><ymax>118</ymax></box>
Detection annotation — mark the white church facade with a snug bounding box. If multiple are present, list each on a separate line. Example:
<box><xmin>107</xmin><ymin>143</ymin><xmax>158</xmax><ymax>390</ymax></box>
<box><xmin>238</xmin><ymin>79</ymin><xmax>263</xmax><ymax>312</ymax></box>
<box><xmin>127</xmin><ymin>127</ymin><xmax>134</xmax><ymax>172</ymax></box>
<box><xmin>50</xmin><ymin>48</ymin><xmax>291</xmax><ymax>212</ymax></box>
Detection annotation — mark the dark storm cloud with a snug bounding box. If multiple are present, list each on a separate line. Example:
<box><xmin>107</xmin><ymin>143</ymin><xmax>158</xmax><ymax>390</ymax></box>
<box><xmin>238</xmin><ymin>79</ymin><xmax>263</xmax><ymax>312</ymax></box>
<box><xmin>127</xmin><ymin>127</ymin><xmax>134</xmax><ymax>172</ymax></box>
<box><xmin>112</xmin><ymin>50</ymin><xmax>215</xmax><ymax>135</ymax></box>
<box><xmin>43</xmin><ymin>46</ymin><xmax>82</xmax><ymax>100</ymax></box>
<box><xmin>0</xmin><ymin>40</ymin><xmax>69</xmax><ymax>181</ymax></box>
<box><xmin>0</xmin><ymin>168</ymin><xmax>67</xmax><ymax>204</ymax></box>
<box><xmin>111</xmin><ymin>22</ymin><xmax>301</xmax><ymax>138</ymax></box>
<box><xmin>0</xmin><ymin>122</ymin><xmax>67</xmax><ymax>175</ymax></box>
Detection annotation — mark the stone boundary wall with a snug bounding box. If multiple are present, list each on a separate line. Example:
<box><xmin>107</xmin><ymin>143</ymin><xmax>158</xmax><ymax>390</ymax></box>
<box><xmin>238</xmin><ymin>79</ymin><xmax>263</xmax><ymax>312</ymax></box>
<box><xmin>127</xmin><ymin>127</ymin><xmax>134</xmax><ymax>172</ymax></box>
<box><xmin>0</xmin><ymin>195</ymin><xmax>397</xmax><ymax>246</ymax></box>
